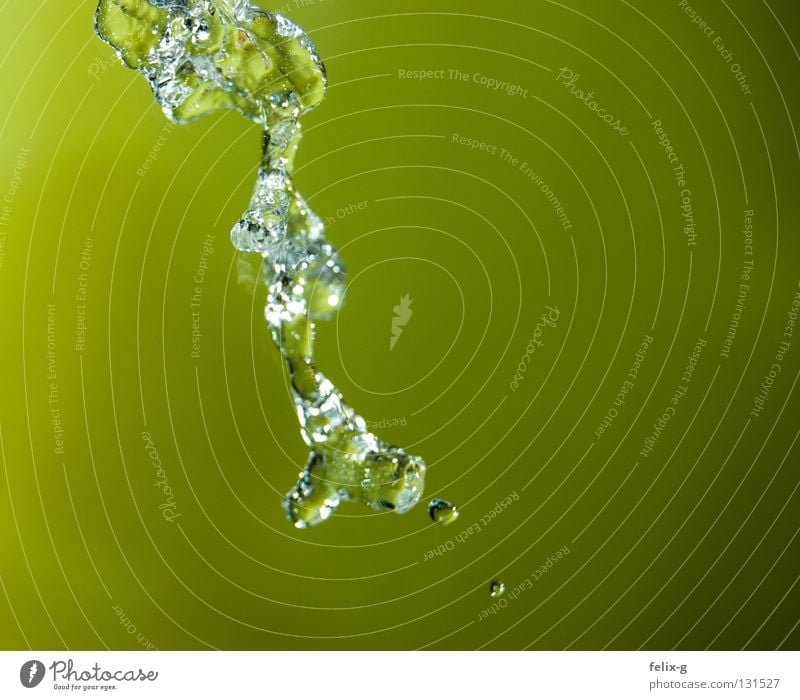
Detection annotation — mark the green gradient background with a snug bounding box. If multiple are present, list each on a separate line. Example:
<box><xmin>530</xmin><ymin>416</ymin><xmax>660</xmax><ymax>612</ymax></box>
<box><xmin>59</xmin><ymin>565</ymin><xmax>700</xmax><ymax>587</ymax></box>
<box><xmin>1</xmin><ymin>0</ymin><xmax>799</xmax><ymax>650</ymax></box>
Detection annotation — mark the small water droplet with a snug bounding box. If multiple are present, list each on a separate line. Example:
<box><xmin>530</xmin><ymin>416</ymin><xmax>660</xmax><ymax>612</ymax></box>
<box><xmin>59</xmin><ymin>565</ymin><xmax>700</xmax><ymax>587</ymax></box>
<box><xmin>489</xmin><ymin>581</ymin><xmax>505</xmax><ymax>598</ymax></box>
<box><xmin>428</xmin><ymin>498</ymin><xmax>459</xmax><ymax>525</ymax></box>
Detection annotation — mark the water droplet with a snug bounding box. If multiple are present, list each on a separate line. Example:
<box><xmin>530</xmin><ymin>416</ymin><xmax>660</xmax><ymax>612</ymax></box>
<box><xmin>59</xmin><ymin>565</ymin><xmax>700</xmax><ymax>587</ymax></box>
<box><xmin>428</xmin><ymin>498</ymin><xmax>459</xmax><ymax>525</ymax></box>
<box><xmin>489</xmin><ymin>581</ymin><xmax>506</xmax><ymax>598</ymax></box>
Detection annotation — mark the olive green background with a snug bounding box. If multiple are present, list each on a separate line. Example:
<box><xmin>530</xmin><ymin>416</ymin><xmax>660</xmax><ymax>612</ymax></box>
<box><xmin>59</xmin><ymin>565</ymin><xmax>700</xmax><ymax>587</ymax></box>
<box><xmin>1</xmin><ymin>0</ymin><xmax>799</xmax><ymax>650</ymax></box>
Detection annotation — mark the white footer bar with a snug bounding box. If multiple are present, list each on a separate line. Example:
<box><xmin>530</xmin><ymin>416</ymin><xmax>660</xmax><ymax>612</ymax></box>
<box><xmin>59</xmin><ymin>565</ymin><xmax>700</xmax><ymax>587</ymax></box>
<box><xmin>1</xmin><ymin>651</ymin><xmax>797</xmax><ymax>699</ymax></box>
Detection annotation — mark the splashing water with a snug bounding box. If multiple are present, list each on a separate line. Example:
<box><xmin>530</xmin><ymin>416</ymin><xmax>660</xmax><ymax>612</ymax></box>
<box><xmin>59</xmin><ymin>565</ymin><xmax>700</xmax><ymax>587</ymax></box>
<box><xmin>95</xmin><ymin>0</ymin><xmax>428</xmax><ymax>527</ymax></box>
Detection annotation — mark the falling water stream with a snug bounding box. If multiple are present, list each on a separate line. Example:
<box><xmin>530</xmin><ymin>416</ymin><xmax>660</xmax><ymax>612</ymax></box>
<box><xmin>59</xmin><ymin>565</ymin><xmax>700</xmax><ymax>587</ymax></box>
<box><xmin>94</xmin><ymin>0</ymin><xmax>441</xmax><ymax>528</ymax></box>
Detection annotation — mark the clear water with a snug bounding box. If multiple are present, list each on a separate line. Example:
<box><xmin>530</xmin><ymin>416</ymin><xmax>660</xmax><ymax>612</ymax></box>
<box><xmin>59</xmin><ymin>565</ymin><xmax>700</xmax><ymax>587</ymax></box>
<box><xmin>428</xmin><ymin>499</ymin><xmax>460</xmax><ymax>525</ymax></box>
<box><xmin>95</xmin><ymin>0</ymin><xmax>431</xmax><ymax>527</ymax></box>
